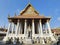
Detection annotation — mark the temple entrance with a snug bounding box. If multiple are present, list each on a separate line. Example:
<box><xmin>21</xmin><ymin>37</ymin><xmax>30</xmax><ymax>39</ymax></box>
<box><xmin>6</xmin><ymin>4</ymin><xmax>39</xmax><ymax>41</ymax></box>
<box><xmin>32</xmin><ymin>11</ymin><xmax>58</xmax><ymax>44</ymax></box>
<box><xmin>28</xmin><ymin>30</ymin><xmax>32</xmax><ymax>39</ymax></box>
<box><xmin>27</xmin><ymin>25</ymin><xmax>32</xmax><ymax>39</ymax></box>
<box><xmin>27</xmin><ymin>19</ymin><xmax>32</xmax><ymax>39</ymax></box>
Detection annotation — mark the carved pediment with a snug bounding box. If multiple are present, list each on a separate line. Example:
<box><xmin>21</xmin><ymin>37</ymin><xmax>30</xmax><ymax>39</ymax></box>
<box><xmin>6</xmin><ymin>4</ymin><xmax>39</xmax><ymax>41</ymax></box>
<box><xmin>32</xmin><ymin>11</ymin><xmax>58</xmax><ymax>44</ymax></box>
<box><xmin>20</xmin><ymin>3</ymin><xmax>39</xmax><ymax>15</ymax></box>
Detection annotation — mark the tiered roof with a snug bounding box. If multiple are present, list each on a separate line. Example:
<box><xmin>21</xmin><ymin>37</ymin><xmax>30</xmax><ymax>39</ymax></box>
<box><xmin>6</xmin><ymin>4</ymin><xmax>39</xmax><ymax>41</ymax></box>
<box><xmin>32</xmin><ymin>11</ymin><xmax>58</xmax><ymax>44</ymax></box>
<box><xmin>8</xmin><ymin>3</ymin><xmax>51</xmax><ymax>19</ymax></box>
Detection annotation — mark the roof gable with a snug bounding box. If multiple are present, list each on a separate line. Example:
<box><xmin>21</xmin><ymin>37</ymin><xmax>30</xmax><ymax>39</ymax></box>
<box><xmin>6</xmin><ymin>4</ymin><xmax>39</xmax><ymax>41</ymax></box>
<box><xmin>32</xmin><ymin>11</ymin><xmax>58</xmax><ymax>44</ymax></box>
<box><xmin>20</xmin><ymin>3</ymin><xmax>39</xmax><ymax>15</ymax></box>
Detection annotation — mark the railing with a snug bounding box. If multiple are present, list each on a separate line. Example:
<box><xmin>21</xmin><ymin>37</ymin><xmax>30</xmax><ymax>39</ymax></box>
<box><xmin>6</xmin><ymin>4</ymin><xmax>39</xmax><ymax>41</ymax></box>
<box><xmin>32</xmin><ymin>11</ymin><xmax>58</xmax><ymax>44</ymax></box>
<box><xmin>0</xmin><ymin>31</ymin><xmax>6</xmax><ymax>34</ymax></box>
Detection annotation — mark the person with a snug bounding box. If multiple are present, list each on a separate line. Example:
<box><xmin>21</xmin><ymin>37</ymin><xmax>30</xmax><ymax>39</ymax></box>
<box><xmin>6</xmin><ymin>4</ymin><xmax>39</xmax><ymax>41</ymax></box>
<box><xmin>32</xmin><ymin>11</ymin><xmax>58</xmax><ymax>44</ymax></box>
<box><xmin>57</xmin><ymin>37</ymin><xmax>60</xmax><ymax>45</ymax></box>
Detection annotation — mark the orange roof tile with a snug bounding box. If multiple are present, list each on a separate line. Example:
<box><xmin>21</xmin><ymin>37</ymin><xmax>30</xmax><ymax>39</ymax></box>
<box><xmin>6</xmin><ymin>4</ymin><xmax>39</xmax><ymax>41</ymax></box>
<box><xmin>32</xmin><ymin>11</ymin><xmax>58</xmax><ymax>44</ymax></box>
<box><xmin>52</xmin><ymin>29</ymin><xmax>60</xmax><ymax>34</ymax></box>
<box><xmin>8</xmin><ymin>14</ymin><xmax>51</xmax><ymax>19</ymax></box>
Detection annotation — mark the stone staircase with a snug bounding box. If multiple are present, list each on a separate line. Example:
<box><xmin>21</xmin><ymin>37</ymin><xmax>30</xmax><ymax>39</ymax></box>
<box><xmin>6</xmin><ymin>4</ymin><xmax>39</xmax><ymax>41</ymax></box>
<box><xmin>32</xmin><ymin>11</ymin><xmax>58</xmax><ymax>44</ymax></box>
<box><xmin>23</xmin><ymin>39</ymin><xmax>32</xmax><ymax>44</ymax></box>
<box><xmin>23</xmin><ymin>43</ymin><xmax>52</xmax><ymax>45</ymax></box>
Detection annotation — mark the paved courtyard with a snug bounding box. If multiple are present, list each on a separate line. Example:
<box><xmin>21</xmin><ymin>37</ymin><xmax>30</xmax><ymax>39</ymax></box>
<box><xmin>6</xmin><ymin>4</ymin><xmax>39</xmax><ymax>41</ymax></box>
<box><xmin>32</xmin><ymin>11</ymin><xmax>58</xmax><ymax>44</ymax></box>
<box><xmin>0</xmin><ymin>41</ymin><xmax>59</xmax><ymax>45</ymax></box>
<box><xmin>0</xmin><ymin>43</ymin><xmax>59</xmax><ymax>45</ymax></box>
<box><xmin>0</xmin><ymin>35</ymin><xmax>59</xmax><ymax>45</ymax></box>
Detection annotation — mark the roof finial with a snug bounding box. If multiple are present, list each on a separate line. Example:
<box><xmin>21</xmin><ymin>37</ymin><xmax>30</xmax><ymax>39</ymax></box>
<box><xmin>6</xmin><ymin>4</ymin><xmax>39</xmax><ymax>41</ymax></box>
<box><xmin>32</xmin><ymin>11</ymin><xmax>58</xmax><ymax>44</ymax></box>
<box><xmin>8</xmin><ymin>13</ymin><xmax>10</xmax><ymax>17</ymax></box>
<box><xmin>14</xmin><ymin>12</ymin><xmax>16</xmax><ymax>16</ymax></box>
<box><xmin>4</xmin><ymin>25</ymin><xmax>5</xmax><ymax>29</ymax></box>
<box><xmin>28</xmin><ymin>0</ymin><xmax>30</xmax><ymax>4</ymax></box>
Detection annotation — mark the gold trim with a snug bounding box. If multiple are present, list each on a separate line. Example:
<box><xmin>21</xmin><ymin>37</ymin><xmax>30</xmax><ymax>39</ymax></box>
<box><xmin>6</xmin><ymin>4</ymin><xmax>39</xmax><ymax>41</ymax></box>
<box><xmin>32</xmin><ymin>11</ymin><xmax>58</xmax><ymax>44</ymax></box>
<box><xmin>20</xmin><ymin>3</ymin><xmax>39</xmax><ymax>15</ymax></box>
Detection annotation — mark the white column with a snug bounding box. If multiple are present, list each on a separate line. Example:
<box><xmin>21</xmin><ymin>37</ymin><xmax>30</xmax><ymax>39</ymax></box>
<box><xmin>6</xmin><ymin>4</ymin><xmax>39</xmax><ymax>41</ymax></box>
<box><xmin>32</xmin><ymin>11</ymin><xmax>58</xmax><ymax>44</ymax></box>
<box><xmin>12</xmin><ymin>22</ymin><xmax>14</xmax><ymax>34</ymax></box>
<box><xmin>39</xmin><ymin>19</ymin><xmax>43</xmax><ymax>35</ymax></box>
<box><xmin>19</xmin><ymin>21</ymin><xmax>21</xmax><ymax>34</ymax></box>
<box><xmin>32</xmin><ymin>19</ymin><xmax>35</xmax><ymax>36</ymax></box>
<box><xmin>47</xmin><ymin>20</ymin><xmax>52</xmax><ymax>34</ymax></box>
<box><xmin>3</xmin><ymin>20</ymin><xmax>12</xmax><ymax>42</ymax></box>
<box><xmin>20</xmin><ymin>23</ymin><xmax>22</xmax><ymax>34</ymax></box>
<box><xmin>16</xmin><ymin>20</ymin><xmax>20</xmax><ymax>35</ymax></box>
<box><xmin>24</xmin><ymin>19</ymin><xmax>27</xmax><ymax>35</ymax></box>
<box><xmin>7</xmin><ymin>20</ymin><xmax>11</xmax><ymax>35</ymax></box>
<box><xmin>38</xmin><ymin>22</ymin><xmax>40</xmax><ymax>34</ymax></box>
<box><xmin>46</xmin><ymin>29</ymin><xmax>48</xmax><ymax>34</ymax></box>
<box><xmin>46</xmin><ymin>20</ymin><xmax>56</xmax><ymax>41</ymax></box>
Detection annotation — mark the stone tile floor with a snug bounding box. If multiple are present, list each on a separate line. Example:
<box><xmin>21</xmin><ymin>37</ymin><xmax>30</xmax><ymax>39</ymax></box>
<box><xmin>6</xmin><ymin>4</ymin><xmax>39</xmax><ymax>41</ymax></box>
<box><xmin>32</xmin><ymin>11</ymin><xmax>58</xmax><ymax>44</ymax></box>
<box><xmin>0</xmin><ymin>42</ymin><xmax>59</xmax><ymax>45</ymax></box>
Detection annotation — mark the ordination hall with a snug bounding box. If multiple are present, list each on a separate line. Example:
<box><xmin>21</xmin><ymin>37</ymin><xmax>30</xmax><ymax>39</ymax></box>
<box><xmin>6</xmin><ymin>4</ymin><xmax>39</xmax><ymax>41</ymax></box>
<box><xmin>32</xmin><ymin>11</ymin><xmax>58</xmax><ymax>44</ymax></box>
<box><xmin>3</xmin><ymin>3</ymin><xmax>56</xmax><ymax>44</ymax></box>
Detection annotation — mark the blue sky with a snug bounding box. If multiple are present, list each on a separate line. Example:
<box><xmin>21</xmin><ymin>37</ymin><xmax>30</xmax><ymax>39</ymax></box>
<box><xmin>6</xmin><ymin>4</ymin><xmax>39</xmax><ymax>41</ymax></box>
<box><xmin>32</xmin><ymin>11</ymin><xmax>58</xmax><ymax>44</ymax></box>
<box><xmin>0</xmin><ymin>0</ymin><xmax>60</xmax><ymax>28</ymax></box>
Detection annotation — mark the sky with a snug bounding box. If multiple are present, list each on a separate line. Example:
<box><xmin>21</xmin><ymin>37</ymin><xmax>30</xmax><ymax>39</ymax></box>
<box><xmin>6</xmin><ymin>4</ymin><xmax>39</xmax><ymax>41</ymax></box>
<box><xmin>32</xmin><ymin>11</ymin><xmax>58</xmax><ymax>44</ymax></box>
<box><xmin>0</xmin><ymin>0</ymin><xmax>60</xmax><ymax>28</ymax></box>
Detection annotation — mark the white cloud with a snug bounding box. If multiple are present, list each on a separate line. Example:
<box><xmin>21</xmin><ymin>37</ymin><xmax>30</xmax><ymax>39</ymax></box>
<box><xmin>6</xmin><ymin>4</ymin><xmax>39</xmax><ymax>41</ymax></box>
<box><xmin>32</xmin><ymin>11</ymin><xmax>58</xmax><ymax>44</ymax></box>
<box><xmin>57</xmin><ymin>17</ymin><xmax>60</xmax><ymax>21</ymax></box>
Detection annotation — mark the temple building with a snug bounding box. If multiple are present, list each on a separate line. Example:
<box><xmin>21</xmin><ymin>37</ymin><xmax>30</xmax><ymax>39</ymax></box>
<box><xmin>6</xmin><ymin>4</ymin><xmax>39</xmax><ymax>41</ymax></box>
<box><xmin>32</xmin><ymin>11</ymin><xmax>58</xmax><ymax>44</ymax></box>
<box><xmin>3</xmin><ymin>3</ymin><xmax>56</xmax><ymax>44</ymax></box>
<box><xmin>0</xmin><ymin>27</ymin><xmax>7</xmax><ymax>36</ymax></box>
<box><xmin>52</xmin><ymin>28</ymin><xmax>60</xmax><ymax>36</ymax></box>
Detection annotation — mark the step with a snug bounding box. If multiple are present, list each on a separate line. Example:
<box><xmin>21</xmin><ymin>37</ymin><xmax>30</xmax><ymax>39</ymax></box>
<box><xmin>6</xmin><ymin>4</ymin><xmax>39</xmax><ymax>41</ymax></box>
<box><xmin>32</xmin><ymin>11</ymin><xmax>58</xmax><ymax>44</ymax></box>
<box><xmin>23</xmin><ymin>39</ymin><xmax>32</xmax><ymax>44</ymax></box>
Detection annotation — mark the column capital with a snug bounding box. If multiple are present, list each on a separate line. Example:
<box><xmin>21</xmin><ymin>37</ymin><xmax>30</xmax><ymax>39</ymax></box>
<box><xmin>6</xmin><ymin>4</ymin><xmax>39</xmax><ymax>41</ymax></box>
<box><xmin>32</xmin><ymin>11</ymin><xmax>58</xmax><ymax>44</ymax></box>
<box><xmin>47</xmin><ymin>20</ymin><xmax>49</xmax><ymax>22</ymax></box>
<box><xmin>17</xmin><ymin>19</ymin><xmax>20</xmax><ymax>22</ymax></box>
<box><xmin>32</xmin><ymin>19</ymin><xmax>34</xmax><ymax>22</ymax></box>
<box><xmin>39</xmin><ymin>19</ymin><xmax>41</xmax><ymax>22</ymax></box>
<box><xmin>9</xmin><ymin>19</ymin><xmax>12</xmax><ymax>22</ymax></box>
<box><xmin>25</xmin><ymin>19</ymin><xmax>27</xmax><ymax>22</ymax></box>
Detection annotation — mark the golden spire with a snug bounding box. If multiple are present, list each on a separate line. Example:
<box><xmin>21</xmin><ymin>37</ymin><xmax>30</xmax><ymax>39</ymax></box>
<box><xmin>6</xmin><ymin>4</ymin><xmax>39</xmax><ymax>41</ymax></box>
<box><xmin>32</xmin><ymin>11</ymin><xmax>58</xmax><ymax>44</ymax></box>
<box><xmin>3</xmin><ymin>25</ymin><xmax>5</xmax><ymax>29</ymax></box>
<box><xmin>14</xmin><ymin>12</ymin><xmax>16</xmax><ymax>16</ymax></box>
